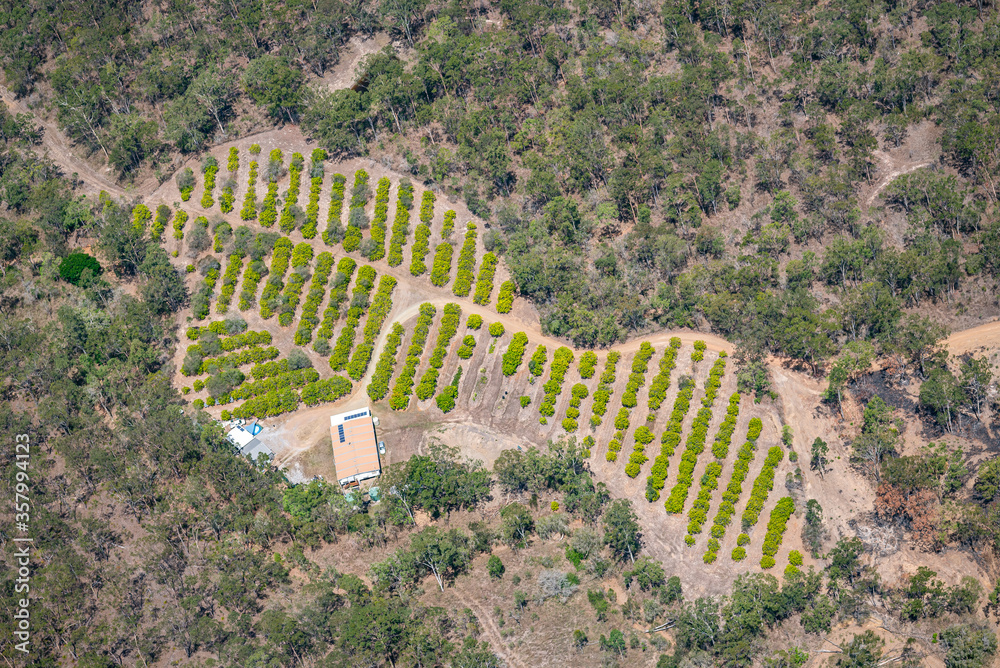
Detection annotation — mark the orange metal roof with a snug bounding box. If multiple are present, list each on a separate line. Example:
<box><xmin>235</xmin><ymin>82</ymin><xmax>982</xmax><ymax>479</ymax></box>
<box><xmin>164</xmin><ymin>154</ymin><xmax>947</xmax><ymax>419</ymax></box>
<box><xmin>330</xmin><ymin>413</ymin><xmax>380</xmax><ymax>483</ymax></box>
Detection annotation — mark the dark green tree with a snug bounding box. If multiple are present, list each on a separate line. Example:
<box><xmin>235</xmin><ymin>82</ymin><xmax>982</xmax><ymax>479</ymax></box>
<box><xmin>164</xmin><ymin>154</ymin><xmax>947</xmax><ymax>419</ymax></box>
<box><xmin>603</xmin><ymin>499</ymin><xmax>641</xmax><ymax>564</ymax></box>
<box><xmin>242</xmin><ymin>56</ymin><xmax>305</xmax><ymax>122</ymax></box>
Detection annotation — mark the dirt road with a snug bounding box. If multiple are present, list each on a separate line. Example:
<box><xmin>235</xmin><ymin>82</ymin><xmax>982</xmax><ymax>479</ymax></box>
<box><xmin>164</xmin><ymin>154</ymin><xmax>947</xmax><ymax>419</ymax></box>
<box><xmin>0</xmin><ymin>84</ymin><xmax>128</xmax><ymax>197</ymax></box>
<box><xmin>943</xmin><ymin>318</ymin><xmax>1000</xmax><ymax>356</ymax></box>
<box><xmin>865</xmin><ymin>157</ymin><xmax>932</xmax><ymax>207</ymax></box>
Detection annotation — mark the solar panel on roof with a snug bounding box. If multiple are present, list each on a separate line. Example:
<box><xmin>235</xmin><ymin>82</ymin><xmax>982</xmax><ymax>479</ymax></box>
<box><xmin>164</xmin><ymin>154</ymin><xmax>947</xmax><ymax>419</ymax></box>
<box><xmin>337</xmin><ymin>425</ymin><xmax>345</xmax><ymax>443</ymax></box>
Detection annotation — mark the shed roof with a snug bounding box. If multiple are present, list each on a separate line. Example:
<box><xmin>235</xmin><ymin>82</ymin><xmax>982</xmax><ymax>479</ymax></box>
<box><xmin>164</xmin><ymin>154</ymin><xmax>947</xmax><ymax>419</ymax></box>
<box><xmin>227</xmin><ymin>426</ymin><xmax>256</xmax><ymax>449</ymax></box>
<box><xmin>330</xmin><ymin>408</ymin><xmax>381</xmax><ymax>485</ymax></box>
<box><xmin>227</xmin><ymin>426</ymin><xmax>274</xmax><ymax>463</ymax></box>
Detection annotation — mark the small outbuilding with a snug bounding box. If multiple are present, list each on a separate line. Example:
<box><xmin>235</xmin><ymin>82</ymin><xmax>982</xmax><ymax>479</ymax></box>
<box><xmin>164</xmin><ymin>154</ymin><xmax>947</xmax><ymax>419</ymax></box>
<box><xmin>227</xmin><ymin>425</ymin><xmax>275</xmax><ymax>463</ymax></box>
<box><xmin>330</xmin><ymin>407</ymin><xmax>381</xmax><ymax>486</ymax></box>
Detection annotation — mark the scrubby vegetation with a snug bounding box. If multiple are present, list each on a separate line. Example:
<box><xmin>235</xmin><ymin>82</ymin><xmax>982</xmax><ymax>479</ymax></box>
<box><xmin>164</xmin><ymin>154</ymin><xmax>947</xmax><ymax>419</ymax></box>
<box><xmin>58</xmin><ymin>252</ymin><xmax>102</xmax><ymax>285</ymax></box>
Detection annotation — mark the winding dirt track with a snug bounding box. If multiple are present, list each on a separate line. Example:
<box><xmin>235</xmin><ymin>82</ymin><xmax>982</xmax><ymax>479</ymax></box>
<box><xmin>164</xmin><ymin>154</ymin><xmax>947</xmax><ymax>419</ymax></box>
<box><xmin>865</xmin><ymin>151</ymin><xmax>932</xmax><ymax>207</ymax></box>
<box><xmin>0</xmin><ymin>84</ymin><xmax>128</xmax><ymax>197</ymax></box>
<box><xmin>453</xmin><ymin>590</ymin><xmax>527</xmax><ymax>668</ymax></box>
<box><xmin>943</xmin><ymin>318</ymin><xmax>1000</xmax><ymax>356</ymax></box>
